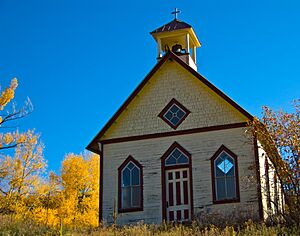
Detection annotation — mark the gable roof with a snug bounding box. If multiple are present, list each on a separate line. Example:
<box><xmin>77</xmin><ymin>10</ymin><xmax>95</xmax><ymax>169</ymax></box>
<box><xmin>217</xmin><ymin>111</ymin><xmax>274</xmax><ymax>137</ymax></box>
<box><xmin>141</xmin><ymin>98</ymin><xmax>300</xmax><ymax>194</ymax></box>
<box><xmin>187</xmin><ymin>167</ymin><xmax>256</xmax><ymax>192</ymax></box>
<box><xmin>150</xmin><ymin>19</ymin><xmax>192</xmax><ymax>34</ymax></box>
<box><xmin>86</xmin><ymin>51</ymin><xmax>253</xmax><ymax>153</ymax></box>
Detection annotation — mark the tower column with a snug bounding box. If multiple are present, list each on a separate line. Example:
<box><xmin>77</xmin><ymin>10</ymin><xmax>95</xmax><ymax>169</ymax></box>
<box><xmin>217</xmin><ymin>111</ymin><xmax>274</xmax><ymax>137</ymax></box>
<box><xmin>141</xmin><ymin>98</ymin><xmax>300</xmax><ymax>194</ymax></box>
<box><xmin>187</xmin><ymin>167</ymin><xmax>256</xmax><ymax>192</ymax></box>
<box><xmin>157</xmin><ymin>38</ymin><xmax>162</xmax><ymax>58</ymax></box>
<box><xmin>192</xmin><ymin>46</ymin><xmax>197</xmax><ymax>64</ymax></box>
<box><xmin>185</xmin><ymin>33</ymin><xmax>190</xmax><ymax>54</ymax></box>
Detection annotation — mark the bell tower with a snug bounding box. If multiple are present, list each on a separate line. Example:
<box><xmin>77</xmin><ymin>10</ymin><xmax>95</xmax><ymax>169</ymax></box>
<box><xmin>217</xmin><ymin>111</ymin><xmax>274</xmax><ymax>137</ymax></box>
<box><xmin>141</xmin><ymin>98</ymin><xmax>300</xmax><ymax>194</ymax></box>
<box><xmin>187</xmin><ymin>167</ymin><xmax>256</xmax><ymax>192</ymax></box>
<box><xmin>150</xmin><ymin>9</ymin><xmax>201</xmax><ymax>71</ymax></box>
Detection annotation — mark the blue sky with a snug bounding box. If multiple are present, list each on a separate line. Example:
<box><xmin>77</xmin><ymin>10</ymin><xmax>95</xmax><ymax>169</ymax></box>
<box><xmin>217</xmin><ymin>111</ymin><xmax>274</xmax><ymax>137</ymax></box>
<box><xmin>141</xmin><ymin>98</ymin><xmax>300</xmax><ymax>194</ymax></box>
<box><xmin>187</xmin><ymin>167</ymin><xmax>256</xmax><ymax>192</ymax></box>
<box><xmin>0</xmin><ymin>0</ymin><xmax>299</xmax><ymax>172</ymax></box>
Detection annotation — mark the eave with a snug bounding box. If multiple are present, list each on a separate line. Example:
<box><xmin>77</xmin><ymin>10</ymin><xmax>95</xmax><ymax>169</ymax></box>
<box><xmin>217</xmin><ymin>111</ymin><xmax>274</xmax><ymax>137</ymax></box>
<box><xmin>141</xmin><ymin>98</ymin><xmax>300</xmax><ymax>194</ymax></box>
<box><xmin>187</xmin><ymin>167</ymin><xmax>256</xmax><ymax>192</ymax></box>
<box><xmin>86</xmin><ymin>51</ymin><xmax>253</xmax><ymax>153</ymax></box>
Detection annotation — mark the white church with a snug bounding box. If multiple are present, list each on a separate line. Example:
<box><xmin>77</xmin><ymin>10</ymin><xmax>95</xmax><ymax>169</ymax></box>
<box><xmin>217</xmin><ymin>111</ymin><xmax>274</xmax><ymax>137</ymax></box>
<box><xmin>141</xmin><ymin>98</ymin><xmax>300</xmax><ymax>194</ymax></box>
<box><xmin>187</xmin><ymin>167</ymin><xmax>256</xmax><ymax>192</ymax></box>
<box><xmin>87</xmin><ymin>12</ymin><xmax>283</xmax><ymax>225</ymax></box>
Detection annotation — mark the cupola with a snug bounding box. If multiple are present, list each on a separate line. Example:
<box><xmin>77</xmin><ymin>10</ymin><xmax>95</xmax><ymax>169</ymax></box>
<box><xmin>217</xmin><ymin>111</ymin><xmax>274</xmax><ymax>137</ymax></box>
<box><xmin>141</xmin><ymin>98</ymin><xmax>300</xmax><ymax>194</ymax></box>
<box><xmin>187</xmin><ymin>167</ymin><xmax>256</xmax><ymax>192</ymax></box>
<box><xmin>150</xmin><ymin>9</ymin><xmax>201</xmax><ymax>71</ymax></box>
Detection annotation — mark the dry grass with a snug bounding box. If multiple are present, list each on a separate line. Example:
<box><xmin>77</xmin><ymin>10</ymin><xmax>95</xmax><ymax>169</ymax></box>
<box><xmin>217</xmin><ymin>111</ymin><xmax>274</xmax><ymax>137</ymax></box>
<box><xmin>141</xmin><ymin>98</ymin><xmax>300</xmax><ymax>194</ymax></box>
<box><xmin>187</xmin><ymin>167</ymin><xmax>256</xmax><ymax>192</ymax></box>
<box><xmin>0</xmin><ymin>215</ymin><xmax>57</xmax><ymax>235</ymax></box>
<box><xmin>0</xmin><ymin>215</ymin><xmax>299</xmax><ymax>236</ymax></box>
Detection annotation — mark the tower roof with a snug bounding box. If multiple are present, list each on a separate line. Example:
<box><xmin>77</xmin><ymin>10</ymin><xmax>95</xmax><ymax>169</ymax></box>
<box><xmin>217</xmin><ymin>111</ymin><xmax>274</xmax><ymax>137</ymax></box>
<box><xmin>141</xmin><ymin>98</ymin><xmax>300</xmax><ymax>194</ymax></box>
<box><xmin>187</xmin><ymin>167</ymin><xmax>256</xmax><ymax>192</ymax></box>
<box><xmin>150</xmin><ymin>19</ymin><xmax>192</xmax><ymax>34</ymax></box>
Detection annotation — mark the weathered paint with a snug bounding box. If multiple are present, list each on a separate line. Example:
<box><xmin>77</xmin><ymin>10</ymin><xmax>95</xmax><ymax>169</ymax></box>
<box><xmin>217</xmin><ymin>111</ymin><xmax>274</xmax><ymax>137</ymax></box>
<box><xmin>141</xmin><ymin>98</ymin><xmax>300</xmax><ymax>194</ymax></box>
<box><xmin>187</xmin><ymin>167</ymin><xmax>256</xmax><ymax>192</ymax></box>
<box><xmin>102</xmin><ymin>127</ymin><xmax>260</xmax><ymax>225</ymax></box>
<box><xmin>102</xmin><ymin>61</ymin><xmax>248</xmax><ymax>141</ymax></box>
<box><xmin>257</xmin><ymin>140</ymin><xmax>284</xmax><ymax>220</ymax></box>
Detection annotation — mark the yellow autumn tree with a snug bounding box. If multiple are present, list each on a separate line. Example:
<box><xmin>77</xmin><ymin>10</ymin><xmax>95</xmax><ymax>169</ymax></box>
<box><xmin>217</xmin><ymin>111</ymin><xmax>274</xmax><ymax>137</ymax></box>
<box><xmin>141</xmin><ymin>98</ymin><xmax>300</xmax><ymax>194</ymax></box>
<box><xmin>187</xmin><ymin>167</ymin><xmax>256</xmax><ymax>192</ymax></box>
<box><xmin>0</xmin><ymin>130</ymin><xmax>46</xmax><ymax>216</ymax></box>
<box><xmin>13</xmin><ymin>153</ymin><xmax>100</xmax><ymax>229</ymax></box>
<box><xmin>0</xmin><ymin>78</ymin><xmax>45</xmax><ymax>217</ymax></box>
<box><xmin>29</xmin><ymin>171</ymin><xmax>61</xmax><ymax>228</ymax></box>
<box><xmin>0</xmin><ymin>78</ymin><xmax>18</xmax><ymax>111</ymax></box>
<box><xmin>0</xmin><ymin>78</ymin><xmax>33</xmax><ymax>150</ymax></box>
<box><xmin>59</xmin><ymin>152</ymin><xmax>99</xmax><ymax>227</ymax></box>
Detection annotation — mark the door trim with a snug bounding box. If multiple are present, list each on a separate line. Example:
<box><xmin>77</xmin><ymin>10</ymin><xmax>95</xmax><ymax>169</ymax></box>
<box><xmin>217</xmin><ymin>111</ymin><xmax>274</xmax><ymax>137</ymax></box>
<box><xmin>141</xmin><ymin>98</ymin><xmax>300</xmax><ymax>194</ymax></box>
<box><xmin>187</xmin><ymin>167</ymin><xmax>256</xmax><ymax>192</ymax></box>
<box><xmin>161</xmin><ymin>141</ymin><xmax>194</xmax><ymax>221</ymax></box>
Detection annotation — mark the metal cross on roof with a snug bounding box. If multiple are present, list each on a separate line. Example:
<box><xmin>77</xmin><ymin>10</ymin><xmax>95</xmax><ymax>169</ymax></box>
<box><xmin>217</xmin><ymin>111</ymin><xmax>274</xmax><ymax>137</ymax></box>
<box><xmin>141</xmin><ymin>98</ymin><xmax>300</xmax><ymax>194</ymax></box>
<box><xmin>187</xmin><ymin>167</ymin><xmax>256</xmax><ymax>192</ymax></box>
<box><xmin>171</xmin><ymin>8</ymin><xmax>181</xmax><ymax>20</ymax></box>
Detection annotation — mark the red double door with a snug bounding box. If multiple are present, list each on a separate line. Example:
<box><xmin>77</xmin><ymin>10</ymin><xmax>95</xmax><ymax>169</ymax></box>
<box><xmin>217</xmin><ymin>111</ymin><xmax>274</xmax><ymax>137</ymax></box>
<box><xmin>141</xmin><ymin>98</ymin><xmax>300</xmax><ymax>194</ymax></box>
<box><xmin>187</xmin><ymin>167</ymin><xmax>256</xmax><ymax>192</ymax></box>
<box><xmin>165</xmin><ymin>168</ymin><xmax>191</xmax><ymax>222</ymax></box>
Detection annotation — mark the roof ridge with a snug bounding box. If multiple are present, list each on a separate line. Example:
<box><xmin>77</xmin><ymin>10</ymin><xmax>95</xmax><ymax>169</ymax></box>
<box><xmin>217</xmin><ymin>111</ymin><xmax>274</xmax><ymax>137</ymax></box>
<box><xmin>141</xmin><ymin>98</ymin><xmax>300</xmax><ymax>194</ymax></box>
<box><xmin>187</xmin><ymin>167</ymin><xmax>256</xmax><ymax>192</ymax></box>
<box><xmin>150</xmin><ymin>19</ymin><xmax>192</xmax><ymax>34</ymax></box>
<box><xmin>87</xmin><ymin>52</ymin><xmax>253</xmax><ymax>152</ymax></box>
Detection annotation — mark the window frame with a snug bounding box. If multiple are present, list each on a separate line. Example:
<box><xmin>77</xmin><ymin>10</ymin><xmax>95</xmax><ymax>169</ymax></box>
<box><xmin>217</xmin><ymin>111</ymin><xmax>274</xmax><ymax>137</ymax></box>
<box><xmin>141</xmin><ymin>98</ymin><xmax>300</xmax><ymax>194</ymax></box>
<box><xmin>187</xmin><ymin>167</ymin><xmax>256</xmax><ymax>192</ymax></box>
<box><xmin>165</xmin><ymin>147</ymin><xmax>189</xmax><ymax>167</ymax></box>
<box><xmin>158</xmin><ymin>98</ymin><xmax>190</xmax><ymax>130</ymax></box>
<box><xmin>211</xmin><ymin>145</ymin><xmax>240</xmax><ymax>204</ymax></box>
<box><xmin>118</xmin><ymin>156</ymin><xmax>143</xmax><ymax>213</ymax></box>
<box><xmin>264</xmin><ymin>155</ymin><xmax>272</xmax><ymax>210</ymax></box>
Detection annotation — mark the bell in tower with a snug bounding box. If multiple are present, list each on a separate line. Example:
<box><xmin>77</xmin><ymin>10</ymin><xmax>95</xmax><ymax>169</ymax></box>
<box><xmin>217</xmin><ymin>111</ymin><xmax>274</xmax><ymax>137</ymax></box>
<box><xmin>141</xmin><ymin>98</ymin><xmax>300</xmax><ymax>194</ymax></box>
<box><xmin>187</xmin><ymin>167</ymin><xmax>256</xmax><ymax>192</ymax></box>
<box><xmin>172</xmin><ymin>44</ymin><xmax>184</xmax><ymax>55</ymax></box>
<box><xmin>150</xmin><ymin>9</ymin><xmax>201</xmax><ymax>71</ymax></box>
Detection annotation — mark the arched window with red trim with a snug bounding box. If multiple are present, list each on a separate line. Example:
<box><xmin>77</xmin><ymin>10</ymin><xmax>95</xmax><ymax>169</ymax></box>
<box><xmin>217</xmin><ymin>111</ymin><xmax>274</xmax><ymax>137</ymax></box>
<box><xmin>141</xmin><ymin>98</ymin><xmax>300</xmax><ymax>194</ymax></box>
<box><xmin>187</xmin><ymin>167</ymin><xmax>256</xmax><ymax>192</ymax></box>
<box><xmin>211</xmin><ymin>145</ymin><xmax>240</xmax><ymax>204</ymax></box>
<box><xmin>118</xmin><ymin>156</ymin><xmax>143</xmax><ymax>212</ymax></box>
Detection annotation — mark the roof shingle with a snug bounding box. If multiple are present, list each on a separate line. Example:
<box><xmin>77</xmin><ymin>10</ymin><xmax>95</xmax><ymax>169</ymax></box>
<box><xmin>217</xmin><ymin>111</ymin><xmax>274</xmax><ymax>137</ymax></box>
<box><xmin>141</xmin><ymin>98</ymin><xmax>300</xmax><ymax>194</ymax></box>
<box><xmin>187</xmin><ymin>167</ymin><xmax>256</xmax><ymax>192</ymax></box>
<box><xmin>150</xmin><ymin>19</ymin><xmax>192</xmax><ymax>34</ymax></box>
<box><xmin>86</xmin><ymin>51</ymin><xmax>253</xmax><ymax>153</ymax></box>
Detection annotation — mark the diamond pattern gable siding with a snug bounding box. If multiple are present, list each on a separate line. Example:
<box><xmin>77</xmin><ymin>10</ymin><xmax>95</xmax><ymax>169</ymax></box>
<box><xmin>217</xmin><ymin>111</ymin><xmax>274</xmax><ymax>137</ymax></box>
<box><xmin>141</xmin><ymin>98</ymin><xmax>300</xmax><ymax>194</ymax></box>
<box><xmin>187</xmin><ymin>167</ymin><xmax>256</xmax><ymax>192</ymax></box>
<box><xmin>101</xmin><ymin>61</ymin><xmax>248</xmax><ymax>141</ymax></box>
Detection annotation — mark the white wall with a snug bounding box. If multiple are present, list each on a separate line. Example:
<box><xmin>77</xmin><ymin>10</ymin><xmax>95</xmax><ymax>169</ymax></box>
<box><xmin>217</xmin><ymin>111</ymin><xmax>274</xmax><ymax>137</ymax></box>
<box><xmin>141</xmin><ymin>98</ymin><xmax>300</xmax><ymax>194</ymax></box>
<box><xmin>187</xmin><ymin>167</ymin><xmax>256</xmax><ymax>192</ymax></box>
<box><xmin>102</xmin><ymin>127</ymin><xmax>260</xmax><ymax>225</ymax></box>
<box><xmin>258</xmin><ymin>140</ymin><xmax>284</xmax><ymax>220</ymax></box>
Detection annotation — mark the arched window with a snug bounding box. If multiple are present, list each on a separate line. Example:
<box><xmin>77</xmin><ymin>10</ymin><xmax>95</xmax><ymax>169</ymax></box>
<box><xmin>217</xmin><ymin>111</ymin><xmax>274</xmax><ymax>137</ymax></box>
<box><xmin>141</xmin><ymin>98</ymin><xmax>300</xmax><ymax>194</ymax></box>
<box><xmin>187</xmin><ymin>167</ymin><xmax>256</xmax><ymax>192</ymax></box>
<box><xmin>118</xmin><ymin>156</ymin><xmax>143</xmax><ymax>212</ymax></box>
<box><xmin>165</xmin><ymin>147</ymin><xmax>189</xmax><ymax>166</ymax></box>
<box><xmin>211</xmin><ymin>145</ymin><xmax>240</xmax><ymax>204</ymax></box>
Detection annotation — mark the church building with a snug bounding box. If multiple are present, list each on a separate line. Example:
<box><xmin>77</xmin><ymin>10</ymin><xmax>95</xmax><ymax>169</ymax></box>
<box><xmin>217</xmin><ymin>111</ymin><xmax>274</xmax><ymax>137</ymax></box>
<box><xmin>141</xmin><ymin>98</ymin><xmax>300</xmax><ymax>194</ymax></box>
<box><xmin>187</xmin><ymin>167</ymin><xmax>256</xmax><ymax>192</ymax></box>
<box><xmin>87</xmin><ymin>12</ymin><xmax>283</xmax><ymax>225</ymax></box>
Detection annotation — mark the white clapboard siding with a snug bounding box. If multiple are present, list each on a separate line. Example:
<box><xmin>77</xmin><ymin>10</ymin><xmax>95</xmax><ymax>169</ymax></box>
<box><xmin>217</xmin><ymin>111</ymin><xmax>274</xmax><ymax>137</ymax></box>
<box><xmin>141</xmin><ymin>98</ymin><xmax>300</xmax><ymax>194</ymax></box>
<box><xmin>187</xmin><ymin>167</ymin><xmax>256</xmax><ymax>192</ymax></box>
<box><xmin>258</xmin><ymin>141</ymin><xmax>284</xmax><ymax>220</ymax></box>
<box><xmin>102</xmin><ymin>127</ymin><xmax>260</xmax><ymax>224</ymax></box>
